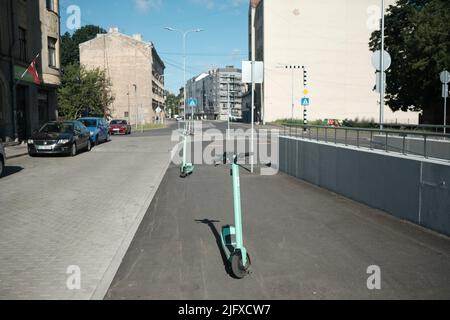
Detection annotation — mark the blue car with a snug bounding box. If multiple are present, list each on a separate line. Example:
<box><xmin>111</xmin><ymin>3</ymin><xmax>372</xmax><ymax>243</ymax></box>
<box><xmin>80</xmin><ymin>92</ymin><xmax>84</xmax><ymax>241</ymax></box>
<box><xmin>78</xmin><ymin>118</ymin><xmax>110</xmax><ymax>145</ymax></box>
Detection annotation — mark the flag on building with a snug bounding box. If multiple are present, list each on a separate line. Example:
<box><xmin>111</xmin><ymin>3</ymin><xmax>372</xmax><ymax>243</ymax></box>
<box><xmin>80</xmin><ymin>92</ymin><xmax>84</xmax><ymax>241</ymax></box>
<box><xmin>26</xmin><ymin>55</ymin><xmax>41</xmax><ymax>85</ymax></box>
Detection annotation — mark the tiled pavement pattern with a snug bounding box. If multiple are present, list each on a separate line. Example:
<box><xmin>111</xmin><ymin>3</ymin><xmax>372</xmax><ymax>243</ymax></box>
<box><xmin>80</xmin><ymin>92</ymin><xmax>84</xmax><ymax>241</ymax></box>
<box><xmin>0</xmin><ymin>132</ymin><xmax>174</xmax><ymax>299</ymax></box>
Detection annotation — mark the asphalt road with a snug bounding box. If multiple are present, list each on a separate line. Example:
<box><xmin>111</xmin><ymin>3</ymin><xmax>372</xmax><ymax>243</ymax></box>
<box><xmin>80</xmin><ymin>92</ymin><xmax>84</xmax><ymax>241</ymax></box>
<box><xmin>106</xmin><ymin>121</ymin><xmax>450</xmax><ymax>300</ymax></box>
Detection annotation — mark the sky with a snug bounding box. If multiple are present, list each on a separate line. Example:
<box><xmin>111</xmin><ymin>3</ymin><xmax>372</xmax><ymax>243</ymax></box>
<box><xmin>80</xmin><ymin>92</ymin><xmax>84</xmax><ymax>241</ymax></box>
<box><xmin>60</xmin><ymin>0</ymin><xmax>249</xmax><ymax>93</ymax></box>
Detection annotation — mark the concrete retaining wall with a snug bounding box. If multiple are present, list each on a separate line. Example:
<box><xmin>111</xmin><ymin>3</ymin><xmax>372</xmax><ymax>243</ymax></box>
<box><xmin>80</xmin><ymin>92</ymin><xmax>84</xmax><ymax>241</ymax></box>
<box><xmin>280</xmin><ymin>136</ymin><xmax>450</xmax><ymax>237</ymax></box>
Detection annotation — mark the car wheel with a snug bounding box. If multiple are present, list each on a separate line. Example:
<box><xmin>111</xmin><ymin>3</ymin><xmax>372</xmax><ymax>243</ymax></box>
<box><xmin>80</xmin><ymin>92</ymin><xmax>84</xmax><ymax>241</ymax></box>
<box><xmin>0</xmin><ymin>158</ymin><xmax>4</xmax><ymax>178</ymax></box>
<box><xmin>71</xmin><ymin>143</ymin><xmax>77</xmax><ymax>157</ymax></box>
<box><xmin>87</xmin><ymin>139</ymin><xmax>92</xmax><ymax>152</ymax></box>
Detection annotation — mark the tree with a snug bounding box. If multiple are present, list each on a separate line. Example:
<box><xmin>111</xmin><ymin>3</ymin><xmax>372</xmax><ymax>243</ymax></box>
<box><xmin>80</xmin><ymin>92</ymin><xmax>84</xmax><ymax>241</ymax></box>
<box><xmin>369</xmin><ymin>0</ymin><xmax>450</xmax><ymax>123</ymax></box>
<box><xmin>61</xmin><ymin>25</ymin><xmax>106</xmax><ymax>67</ymax></box>
<box><xmin>165</xmin><ymin>92</ymin><xmax>181</xmax><ymax>116</ymax></box>
<box><xmin>58</xmin><ymin>64</ymin><xmax>114</xmax><ymax>119</ymax></box>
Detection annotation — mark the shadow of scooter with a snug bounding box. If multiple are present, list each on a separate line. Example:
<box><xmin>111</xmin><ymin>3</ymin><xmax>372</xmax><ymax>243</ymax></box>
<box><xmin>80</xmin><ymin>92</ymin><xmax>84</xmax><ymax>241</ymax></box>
<box><xmin>195</xmin><ymin>219</ymin><xmax>240</xmax><ymax>279</ymax></box>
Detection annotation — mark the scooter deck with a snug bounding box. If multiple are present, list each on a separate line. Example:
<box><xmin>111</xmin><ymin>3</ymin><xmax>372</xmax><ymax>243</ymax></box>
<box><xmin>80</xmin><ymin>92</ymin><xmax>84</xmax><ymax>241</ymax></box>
<box><xmin>221</xmin><ymin>225</ymin><xmax>236</xmax><ymax>260</ymax></box>
<box><xmin>181</xmin><ymin>163</ymin><xmax>194</xmax><ymax>176</ymax></box>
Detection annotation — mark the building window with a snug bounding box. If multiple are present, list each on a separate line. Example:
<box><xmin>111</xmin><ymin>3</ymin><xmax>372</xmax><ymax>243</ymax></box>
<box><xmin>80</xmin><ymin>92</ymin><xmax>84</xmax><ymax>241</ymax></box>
<box><xmin>124</xmin><ymin>112</ymin><xmax>129</xmax><ymax>118</ymax></box>
<box><xmin>46</xmin><ymin>0</ymin><xmax>54</xmax><ymax>11</ymax></box>
<box><xmin>48</xmin><ymin>37</ymin><xmax>57</xmax><ymax>67</ymax></box>
<box><xmin>18</xmin><ymin>27</ymin><xmax>27</xmax><ymax>62</ymax></box>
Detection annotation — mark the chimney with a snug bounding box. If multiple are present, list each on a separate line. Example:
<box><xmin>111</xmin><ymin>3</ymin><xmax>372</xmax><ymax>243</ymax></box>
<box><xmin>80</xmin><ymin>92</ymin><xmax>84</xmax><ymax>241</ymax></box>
<box><xmin>132</xmin><ymin>34</ymin><xmax>142</xmax><ymax>41</ymax></box>
<box><xmin>108</xmin><ymin>27</ymin><xmax>119</xmax><ymax>33</ymax></box>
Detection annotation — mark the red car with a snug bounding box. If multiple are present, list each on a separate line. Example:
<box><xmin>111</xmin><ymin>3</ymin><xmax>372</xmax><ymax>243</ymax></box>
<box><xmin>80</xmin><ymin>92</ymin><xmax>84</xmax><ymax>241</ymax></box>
<box><xmin>109</xmin><ymin>120</ymin><xmax>132</xmax><ymax>135</ymax></box>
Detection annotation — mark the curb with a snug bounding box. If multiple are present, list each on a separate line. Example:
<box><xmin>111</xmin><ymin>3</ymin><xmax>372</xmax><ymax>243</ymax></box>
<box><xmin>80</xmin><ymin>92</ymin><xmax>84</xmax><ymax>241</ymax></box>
<box><xmin>89</xmin><ymin>153</ymin><xmax>173</xmax><ymax>300</ymax></box>
<box><xmin>6</xmin><ymin>151</ymin><xmax>28</xmax><ymax>160</ymax></box>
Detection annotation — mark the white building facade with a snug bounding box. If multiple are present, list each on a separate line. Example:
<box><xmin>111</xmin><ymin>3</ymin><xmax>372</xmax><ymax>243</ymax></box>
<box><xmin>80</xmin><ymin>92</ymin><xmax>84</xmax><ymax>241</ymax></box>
<box><xmin>248</xmin><ymin>0</ymin><xmax>419</xmax><ymax>124</ymax></box>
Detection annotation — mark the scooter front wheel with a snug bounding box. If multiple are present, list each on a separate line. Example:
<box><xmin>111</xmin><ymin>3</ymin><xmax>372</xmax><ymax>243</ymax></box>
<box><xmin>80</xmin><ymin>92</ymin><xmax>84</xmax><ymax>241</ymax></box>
<box><xmin>231</xmin><ymin>252</ymin><xmax>251</xmax><ymax>279</ymax></box>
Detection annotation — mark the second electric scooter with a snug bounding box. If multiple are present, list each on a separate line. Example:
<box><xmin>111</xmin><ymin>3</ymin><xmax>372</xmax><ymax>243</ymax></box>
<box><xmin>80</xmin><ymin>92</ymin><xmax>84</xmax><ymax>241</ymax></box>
<box><xmin>216</xmin><ymin>152</ymin><xmax>251</xmax><ymax>279</ymax></box>
<box><xmin>180</xmin><ymin>129</ymin><xmax>194</xmax><ymax>178</ymax></box>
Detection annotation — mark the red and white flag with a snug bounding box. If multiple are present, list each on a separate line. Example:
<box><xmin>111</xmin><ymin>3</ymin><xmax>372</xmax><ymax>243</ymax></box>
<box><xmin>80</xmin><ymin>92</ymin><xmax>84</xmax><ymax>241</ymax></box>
<box><xmin>18</xmin><ymin>53</ymin><xmax>41</xmax><ymax>85</ymax></box>
<box><xmin>26</xmin><ymin>54</ymin><xmax>41</xmax><ymax>85</ymax></box>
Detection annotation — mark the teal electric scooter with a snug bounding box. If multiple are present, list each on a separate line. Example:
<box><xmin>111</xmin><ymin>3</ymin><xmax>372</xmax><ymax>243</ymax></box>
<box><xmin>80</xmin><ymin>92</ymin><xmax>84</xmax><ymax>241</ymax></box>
<box><xmin>216</xmin><ymin>152</ymin><xmax>251</xmax><ymax>279</ymax></box>
<box><xmin>180</xmin><ymin>130</ymin><xmax>194</xmax><ymax>178</ymax></box>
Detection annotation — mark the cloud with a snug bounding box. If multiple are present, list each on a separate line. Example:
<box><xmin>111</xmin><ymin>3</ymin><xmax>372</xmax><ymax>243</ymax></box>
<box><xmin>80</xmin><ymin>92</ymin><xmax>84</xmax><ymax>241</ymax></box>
<box><xmin>134</xmin><ymin>0</ymin><xmax>162</xmax><ymax>12</ymax></box>
<box><xmin>189</xmin><ymin>0</ymin><xmax>246</xmax><ymax>10</ymax></box>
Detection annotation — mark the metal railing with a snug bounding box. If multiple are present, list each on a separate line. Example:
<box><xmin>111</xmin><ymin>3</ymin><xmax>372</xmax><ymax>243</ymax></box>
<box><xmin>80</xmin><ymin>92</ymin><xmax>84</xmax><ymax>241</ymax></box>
<box><xmin>281</xmin><ymin>124</ymin><xmax>450</xmax><ymax>162</ymax></box>
<box><xmin>379</xmin><ymin>123</ymin><xmax>450</xmax><ymax>133</ymax></box>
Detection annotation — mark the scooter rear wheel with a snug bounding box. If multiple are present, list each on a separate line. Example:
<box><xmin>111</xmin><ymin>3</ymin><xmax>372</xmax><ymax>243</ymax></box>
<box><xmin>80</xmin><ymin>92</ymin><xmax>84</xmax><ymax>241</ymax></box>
<box><xmin>231</xmin><ymin>252</ymin><xmax>251</xmax><ymax>279</ymax></box>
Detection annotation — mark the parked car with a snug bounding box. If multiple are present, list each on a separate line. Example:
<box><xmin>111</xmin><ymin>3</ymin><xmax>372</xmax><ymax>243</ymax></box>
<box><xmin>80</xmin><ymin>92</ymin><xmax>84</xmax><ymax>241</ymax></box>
<box><xmin>0</xmin><ymin>143</ymin><xmax>5</xmax><ymax>178</ymax></box>
<box><xmin>28</xmin><ymin>121</ymin><xmax>92</xmax><ymax>157</ymax></box>
<box><xmin>78</xmin><ymin>117</ymin><xmax>110</xmax><ymax>145</ymax></box>
<box><xmin>109</xmin><ymin>119</ymin><xmax>131</xmax><ymax>135</ymax></box>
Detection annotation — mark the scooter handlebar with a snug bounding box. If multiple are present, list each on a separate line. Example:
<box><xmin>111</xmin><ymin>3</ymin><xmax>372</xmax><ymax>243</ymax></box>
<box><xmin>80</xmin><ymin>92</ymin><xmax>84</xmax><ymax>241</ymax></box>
<box><xmin>214</xmin><ymin>152</ymin><xmax>253</xmax><ymax>166</ymax></box>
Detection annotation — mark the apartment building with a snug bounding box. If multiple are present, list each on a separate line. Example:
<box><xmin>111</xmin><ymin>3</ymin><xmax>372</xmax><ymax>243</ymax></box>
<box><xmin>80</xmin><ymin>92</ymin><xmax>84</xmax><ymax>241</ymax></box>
<box><xmin>186</xmin><ymin>66</ymin><xmax>244</xmax><ymax>120</ymax></box>
<box><xmin>0</xmin><ymin>0</ymin><xmax>61</xmax><ymax>142</ymax></box>
<box><xmin>79</xmin><ymin>28</ymin><xmax>165</xmax><ymax>125</ymax></box>
<box><xmin>247</xmin><ymin>0</ymin><xmax>419</xmax><ymax>124</ymax></box>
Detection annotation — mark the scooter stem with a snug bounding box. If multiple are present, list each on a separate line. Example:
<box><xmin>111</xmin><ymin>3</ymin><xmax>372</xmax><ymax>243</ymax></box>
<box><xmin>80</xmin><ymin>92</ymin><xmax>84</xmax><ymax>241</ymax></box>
<box><xmin>232</xmin><ymin>156</ymin><xmax>247</xmax><ymax>266</ymax></box>
<box><xmin>182</xmin><ymin>132</ymin><xmax>187</xmax><ymax>167</ymax></box>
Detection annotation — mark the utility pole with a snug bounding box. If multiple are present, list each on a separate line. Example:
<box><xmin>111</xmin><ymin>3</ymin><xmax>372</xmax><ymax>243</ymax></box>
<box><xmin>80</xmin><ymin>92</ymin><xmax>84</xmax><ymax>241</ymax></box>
<box><xmin>251</xmin><ymin>61</ymin><xmax>255</xmax><ymax>174</ymax></box>
<box><xmin>164</xmin><ymin>27</ymin><xmax>204</xmax><ymax>132</ymax></box>
<box><xmin>291</xmin><ymin>67</ymin><xmax>294</xmax><ymax>122</ymax></box>
<box><xmin>380</xmin><ymin>0</ymin><xmax>386</xmax><ymax>130</ymax></box>
<box><xmin>127</xmin><ymin>86</ymin><xmax>131</xmax><ymax>124</ymax></box>
<box><xmin>227</xmin><ymin>76</ymin><xmax>231</xmax><ymax>140</ymax></box>
<box><xmin>133</xmin><ymin>84</ymin><xmax>138</xmax><ymax>129</ymax></box>
<box><xmin>441</xmin><ymin>70</ymin><xmax>450</xmax><ymax>134</ymax></box>
<box><xmin>280</xmin><ymin>65</ymin><xmax>302</xmax><ymax>122</ymax></box>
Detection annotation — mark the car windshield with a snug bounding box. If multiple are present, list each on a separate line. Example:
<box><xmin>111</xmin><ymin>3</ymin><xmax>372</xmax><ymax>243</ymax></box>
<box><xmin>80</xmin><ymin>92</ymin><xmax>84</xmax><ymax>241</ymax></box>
<box><xmin>40</xmin><ymin>123</ymin><xmax>73</xmax><ymax>134</ymax></box>
<box><xmin>111</xmin><ymin>120</ymin><xmax>127</xmax><ymax>125</ymax></box>
<box><xmin>79</xmin><ymin>120</ymin><xmax>97</xmax><ymax>127</ymax></box>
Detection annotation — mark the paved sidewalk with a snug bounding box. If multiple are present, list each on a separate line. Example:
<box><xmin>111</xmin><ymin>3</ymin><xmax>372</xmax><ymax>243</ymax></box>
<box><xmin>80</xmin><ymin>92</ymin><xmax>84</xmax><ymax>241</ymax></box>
<box><xmin>0</xmin><ymin>132</ymin><xmax>175</xmax><ymax>299</ymax></box>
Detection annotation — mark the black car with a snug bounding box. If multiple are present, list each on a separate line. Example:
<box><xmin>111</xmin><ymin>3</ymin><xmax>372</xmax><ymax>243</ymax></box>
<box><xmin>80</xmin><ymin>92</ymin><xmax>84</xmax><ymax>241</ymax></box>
<box><xmin>28</xmin><ymin>121</ymin><xmax>92</xmax><ymax>157</ymax></box>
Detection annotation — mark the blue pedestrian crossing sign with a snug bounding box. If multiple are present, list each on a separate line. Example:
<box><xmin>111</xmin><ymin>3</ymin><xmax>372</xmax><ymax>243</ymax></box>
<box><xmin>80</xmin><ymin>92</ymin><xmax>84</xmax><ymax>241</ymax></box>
<box><xmin>188</xmin><ymin>98</ymin><xmax>198</xmax><ymax>108</ymax></box>
<box><xmin>301</xmin><ymin>97</ymin><xmax>310</xmax><ymax>107</ymax></box>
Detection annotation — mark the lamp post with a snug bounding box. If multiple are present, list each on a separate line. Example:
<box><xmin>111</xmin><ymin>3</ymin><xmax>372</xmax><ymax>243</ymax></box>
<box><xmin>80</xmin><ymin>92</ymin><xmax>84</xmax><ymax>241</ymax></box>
<box><xmin>380</xmin><ymin>0</ymin><xmax>386</xmax><ymax>130</ymax></box>
<box><xmin>132</xmin><ymin>84</ymin><xmax>137</xmax><ymax>129</ymax></box>
<box><xmin>164</xmin><ymin>27</ymin><xmax>205</xmax><ymax>131</ymax></box>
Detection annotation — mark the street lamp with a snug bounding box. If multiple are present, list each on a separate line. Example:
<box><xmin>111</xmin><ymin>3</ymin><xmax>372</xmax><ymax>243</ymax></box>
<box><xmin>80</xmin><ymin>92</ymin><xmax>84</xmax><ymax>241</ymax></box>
<box><xmin>133</xmin><ymin>84</ymin><xmax>138</xmax><ymax>129</ymax></box>
<box><xmin>164</xmin><ymin>27</ymin><xmax>205</xmax><ymax>131</ymax></box>
<box><xmin>380</xmin><ymin>0</ymin><xmax>386</xmax><ymax>130</ymax></box>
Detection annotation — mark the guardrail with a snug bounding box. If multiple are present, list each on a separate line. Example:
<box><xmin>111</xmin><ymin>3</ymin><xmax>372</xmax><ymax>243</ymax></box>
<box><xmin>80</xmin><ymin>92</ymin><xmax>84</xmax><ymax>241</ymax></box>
<box><xmin>379</xmin><ymin>123</ymin><xmax>450</xmax><ymax>133</ymax></box>
<box><xmin>281</xmin><ymin>124</ymin><xmax>450</xmax><ymax>162</ymax></box>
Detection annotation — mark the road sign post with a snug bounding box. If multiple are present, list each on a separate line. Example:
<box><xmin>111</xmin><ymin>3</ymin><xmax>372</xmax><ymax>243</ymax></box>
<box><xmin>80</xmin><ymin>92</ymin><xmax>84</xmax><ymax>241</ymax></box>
<box><xmin>188</xmin><ymin>98</ymin><xmax>197</xmax><ymax>134</ymax></box>
<box><xmin>441</xmin><ymin>70</ymin><xmax>450</xmax><ymax>134</ymax></box>
<box><xmin>372</xmin><ymin>49</ymin><xmax>391</xmax><ymax>130</ymax></box>
<box><xmin>242</xmin><ymin>60</ymin><xmax>264</xmax><ymax>174</ymax></box>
